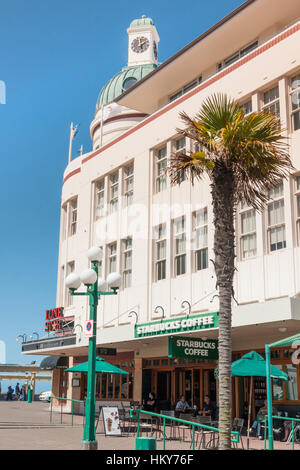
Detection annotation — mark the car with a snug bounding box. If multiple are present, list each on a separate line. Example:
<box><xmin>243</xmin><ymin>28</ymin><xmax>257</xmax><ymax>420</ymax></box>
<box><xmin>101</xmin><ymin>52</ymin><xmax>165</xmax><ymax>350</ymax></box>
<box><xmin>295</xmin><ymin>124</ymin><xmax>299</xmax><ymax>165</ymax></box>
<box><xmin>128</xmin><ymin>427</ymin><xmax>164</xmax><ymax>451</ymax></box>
<box><xmin>39</xmin><ymin>391</ymin><xmax>52</xmax><ymax>402</ymax></box>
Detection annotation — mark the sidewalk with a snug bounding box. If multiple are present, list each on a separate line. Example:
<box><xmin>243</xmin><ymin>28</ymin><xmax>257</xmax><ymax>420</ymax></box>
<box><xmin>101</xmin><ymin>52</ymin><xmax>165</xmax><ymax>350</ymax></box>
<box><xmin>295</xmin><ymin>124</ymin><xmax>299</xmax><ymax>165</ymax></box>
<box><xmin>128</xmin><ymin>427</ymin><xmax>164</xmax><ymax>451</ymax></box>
<box><xmin>0</xmin><ymin>402</ymin><xmax>299</xmax><ymax>450</ymax></box>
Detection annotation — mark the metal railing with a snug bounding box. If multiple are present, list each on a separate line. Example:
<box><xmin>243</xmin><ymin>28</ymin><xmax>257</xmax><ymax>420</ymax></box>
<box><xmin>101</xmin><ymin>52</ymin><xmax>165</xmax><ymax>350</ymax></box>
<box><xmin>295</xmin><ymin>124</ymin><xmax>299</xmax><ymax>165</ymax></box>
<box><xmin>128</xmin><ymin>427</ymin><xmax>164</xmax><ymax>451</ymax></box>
<box><xmin>130</xmin><ymin>409</ymin><xmax>240</xmax><ymax>450</ymax></box>
<box><xmin>49</xmin><ymin>396</ymin><xmax>85</xmax><ymax>427</ymax></box>
<box><xmin>262</xmin><ymin>415</ymin><xmax>300</xmax><ymax>451</ymax></box>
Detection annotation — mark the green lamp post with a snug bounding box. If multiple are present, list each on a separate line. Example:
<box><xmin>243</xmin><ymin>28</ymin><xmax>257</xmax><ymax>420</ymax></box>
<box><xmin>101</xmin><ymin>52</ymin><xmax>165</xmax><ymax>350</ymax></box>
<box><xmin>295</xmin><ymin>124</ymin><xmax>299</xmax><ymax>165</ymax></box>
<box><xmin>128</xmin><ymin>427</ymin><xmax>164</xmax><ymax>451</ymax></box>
<box><xmin>65</xmin><ymin>246</ymin><xmax>122</xmax><ymax>450</ymax></box>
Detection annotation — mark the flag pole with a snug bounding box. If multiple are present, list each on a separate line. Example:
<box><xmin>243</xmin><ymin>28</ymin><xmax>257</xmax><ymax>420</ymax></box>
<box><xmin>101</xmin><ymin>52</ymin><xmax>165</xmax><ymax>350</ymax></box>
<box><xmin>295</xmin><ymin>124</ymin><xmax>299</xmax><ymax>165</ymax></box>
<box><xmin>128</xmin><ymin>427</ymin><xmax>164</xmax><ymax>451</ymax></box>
<box><xmin>68</xmin><ymin>122</ymin><xmax>73</xmax><ymax>164</ymax></box>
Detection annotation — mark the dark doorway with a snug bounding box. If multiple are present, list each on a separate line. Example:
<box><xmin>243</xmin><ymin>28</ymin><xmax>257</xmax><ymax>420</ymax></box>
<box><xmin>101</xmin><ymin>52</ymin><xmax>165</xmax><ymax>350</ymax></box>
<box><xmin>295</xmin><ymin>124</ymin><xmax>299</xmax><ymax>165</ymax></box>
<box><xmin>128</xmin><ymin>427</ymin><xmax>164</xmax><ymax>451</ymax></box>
<box><xmin>157</xmin><ymin>371</ymin><xmax>171</xmax><ymax>410</ymax></box>
<box><xmin>142</xmin><ymin>369</ymin><xmax>152</xmax><ymax>401</ymax></box>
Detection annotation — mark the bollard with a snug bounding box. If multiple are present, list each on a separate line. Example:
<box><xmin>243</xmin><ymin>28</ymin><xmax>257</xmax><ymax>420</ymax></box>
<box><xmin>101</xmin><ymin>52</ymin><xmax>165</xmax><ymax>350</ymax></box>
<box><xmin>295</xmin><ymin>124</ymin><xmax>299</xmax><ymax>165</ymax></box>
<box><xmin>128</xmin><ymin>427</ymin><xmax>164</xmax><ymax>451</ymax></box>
<box><xmin>136</xmin><ymin>437</ymin><xmax>156</xmax><ymax>450</ymax></box>
<box><xmin>27</xmin><ymin>388</ymin><xmax>32</xmax><ymax>403</ymax></box>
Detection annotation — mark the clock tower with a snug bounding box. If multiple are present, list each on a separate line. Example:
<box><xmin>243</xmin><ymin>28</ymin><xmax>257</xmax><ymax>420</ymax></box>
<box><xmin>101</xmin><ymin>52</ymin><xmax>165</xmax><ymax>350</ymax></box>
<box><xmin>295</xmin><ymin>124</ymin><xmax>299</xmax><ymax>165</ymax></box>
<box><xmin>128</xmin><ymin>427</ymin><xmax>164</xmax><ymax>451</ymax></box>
<box><xmin>127</xmin><ymin>15</ymin><xmax>160</xmax><ymax>67</ymax></box>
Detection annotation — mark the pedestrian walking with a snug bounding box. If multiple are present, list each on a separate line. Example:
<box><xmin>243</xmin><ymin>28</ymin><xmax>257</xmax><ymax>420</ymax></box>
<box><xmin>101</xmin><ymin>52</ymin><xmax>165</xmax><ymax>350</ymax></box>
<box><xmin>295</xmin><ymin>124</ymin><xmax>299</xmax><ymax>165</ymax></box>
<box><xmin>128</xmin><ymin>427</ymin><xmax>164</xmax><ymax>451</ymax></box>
<box><xmin>6</xmin><ymin>386</ymin><xmax>14</xmax><ymax>401</ymax></box>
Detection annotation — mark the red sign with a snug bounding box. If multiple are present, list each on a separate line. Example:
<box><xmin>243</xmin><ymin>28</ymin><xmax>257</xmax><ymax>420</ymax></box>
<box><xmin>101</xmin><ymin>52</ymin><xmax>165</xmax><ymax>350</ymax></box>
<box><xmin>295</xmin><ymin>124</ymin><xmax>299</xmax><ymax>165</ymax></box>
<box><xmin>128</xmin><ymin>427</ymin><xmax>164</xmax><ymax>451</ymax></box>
<box><xmin>45</xmin><ymin>307</ymin><xmax>64</xmax><ymax>332</ymax></box>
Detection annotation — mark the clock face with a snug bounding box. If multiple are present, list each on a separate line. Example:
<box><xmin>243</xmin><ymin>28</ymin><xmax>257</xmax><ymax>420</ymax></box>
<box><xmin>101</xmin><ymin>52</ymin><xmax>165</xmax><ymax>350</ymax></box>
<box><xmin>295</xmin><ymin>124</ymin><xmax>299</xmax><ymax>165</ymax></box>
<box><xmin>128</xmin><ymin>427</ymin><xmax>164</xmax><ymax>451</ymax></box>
<box><xmin>153</xmin><ymin>41</ymin><xmax>158</xmax><ymax>60</ymax></box>
<box><xmin>131</xmin><ymin>36</ymin><xmax>150</xmax><ymax>54</ymax></box>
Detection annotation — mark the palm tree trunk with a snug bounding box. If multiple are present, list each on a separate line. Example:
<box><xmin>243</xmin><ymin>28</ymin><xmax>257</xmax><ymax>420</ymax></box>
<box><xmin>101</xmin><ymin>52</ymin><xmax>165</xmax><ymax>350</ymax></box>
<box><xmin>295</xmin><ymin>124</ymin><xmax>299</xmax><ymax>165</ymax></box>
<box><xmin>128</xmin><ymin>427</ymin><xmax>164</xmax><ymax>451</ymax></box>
<box><xmin>211</xmin><ymin>163</ymin><xmax>235</xmax><ymax>450</ymax></box>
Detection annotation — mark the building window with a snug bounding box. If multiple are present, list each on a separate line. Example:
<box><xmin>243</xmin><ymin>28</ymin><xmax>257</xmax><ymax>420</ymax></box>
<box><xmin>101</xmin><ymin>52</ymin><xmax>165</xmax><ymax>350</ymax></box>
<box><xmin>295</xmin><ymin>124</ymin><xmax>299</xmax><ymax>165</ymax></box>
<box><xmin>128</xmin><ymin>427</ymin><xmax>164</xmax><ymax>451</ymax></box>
<box><xmin>155</xmin><ymin>146</ymin><xmax>167</xmax><ymax>193</ymax></box>
<box><xmin>95</xmin><ymin>179</ymin><xmax>105</xmax><ymax>219</ymax></box>
<box><xmin>169</xmin><ymin>77</ymin><xmax>202</xmax><ymax>102</ymax></box>
<box><xmin>69</xmin><ymin>199</ymin><xmax>77</xmax><ymax>236</ymax></box>
<box><xmin>155</xmin><ymin>224</ymin><xmax>167</xmax><ymax>281</ymax></box>
<box><xmin>267</xmin><ymin>182</ymin><xmax>286</xmax><ymax>252</ymax></box>
<box><xmin>124</xmin><ymin>164</ymin><xmax>134</xmax><ymax>206</ymax></box>
<box><xmin>240</xmin><ymin>206</ymin><xmax>257</xmax><ymax>259</ymax></box>
<box><xmin>194</xmin><ymin>208</ymin><xmax>208</xmax><ymax>270</ymax></box>
<box><xmin>122</xmin><ymin>238</ymin><xmax>132</xmax><ymax>288</ymax></box>
<box><xmin>290</xmin><ymin>74</ymin><xmax>300</xmax><ymax>131</ymax></box>
<box><xmin>66</xmin><ymin>261</ymin><xmax>75</xmax><ymax>306</ymax></box>
<box><xmin>109</xmin><ymin>172</ymin><xmax>119</xmax><ymax>213</ymax></box>
<box><xmin>262</xmin><ymin>86</ymin><xmax>280</xmax><ymax>116</ymax></box>
<box><xmin>174</xmin><ymin>216</ymin><xmax>186</xmax><ymax>276</ymax></box>
<box><xmin>217</xmin><ymin>40</ymin><xmax>258</xmax><ymax>71</ymax></box>
<box><xmin>108</xmin><ymin>243</ymin><xmax>117</xmax><ymax>274</ymax></box>
<box><xmin>241</xmin><ymin>100</ymin><xmax>252</xmax><ymax>116</ymax></box>
<box><xmin>173</xmin><ymin>137</ymin><xmax>186</xmax><ymax>182</ymax></box>
<box><xmin>91</xmin><ymin>364</ymin><xmax>134</xmax><ymax>401</ymax></box>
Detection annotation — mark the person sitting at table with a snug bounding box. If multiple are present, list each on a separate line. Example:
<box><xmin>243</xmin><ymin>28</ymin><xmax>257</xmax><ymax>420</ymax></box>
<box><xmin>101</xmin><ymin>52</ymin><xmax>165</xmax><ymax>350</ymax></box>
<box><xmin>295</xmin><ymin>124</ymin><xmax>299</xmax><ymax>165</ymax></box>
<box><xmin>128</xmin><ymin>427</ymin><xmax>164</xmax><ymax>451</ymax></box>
<box><xmin>175</xmin><ymin>395</ymin><xmax>190</xmax><ymax>418</ymax></box>
<box><xmin>251</xmin><ymin>399</ymin><xmax>277</xmax><ymax>439</ymax></box>
<box><xmin>142</xmin><ymin>392</ymin><xmax>156</xmax><ymax>412</ymax></box>
<box><xmin>198</xmin><ymin>395</ymin><xmax>214</xmax><ymax>419</ymax></box>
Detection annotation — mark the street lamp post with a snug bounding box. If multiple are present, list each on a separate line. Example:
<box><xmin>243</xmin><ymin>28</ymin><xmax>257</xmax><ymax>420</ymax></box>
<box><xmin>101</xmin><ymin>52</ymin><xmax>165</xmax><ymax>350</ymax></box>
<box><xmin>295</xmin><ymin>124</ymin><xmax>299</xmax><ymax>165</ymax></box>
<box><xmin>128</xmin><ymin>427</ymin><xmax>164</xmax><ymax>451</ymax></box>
<box><xmin>65</xmin><ymin>246</ymin><xmax>122</xmax><ymax>450</ymax></box>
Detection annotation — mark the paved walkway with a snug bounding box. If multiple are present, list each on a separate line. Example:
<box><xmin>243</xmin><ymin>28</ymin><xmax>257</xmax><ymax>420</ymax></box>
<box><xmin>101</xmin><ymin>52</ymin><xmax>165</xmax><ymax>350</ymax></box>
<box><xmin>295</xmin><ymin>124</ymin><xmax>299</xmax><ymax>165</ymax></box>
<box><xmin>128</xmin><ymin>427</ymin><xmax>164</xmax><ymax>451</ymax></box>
<box><xmin>0</xmin><ymin>402</ymin><xmax>299</xmax><ymax>450</ymax></box>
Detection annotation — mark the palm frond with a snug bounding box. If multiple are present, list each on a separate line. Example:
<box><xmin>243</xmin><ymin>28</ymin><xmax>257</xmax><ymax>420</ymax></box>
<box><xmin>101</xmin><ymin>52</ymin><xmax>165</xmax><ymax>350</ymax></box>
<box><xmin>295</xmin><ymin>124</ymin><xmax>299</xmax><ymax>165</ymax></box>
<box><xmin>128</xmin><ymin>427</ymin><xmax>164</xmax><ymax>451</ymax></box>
<box><xmin>168</xmin><ymin>93</ymin><xmax>294</xmax><ymax>210</ymax></box>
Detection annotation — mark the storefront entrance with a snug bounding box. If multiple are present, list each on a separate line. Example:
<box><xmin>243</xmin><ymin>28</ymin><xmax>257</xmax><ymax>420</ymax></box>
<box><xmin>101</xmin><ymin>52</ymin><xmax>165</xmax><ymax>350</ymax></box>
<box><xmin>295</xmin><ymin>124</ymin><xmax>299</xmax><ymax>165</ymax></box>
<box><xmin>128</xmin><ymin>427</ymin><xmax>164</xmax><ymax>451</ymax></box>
<box><xmin>177</xmin><ymin>368</ymin><xmax>216</xmax><ymax>408</ymax></box>
<box><xmin>143</xmin><ymin>357</ymin><xmax>217</xmax><ymax>411</ymax></box>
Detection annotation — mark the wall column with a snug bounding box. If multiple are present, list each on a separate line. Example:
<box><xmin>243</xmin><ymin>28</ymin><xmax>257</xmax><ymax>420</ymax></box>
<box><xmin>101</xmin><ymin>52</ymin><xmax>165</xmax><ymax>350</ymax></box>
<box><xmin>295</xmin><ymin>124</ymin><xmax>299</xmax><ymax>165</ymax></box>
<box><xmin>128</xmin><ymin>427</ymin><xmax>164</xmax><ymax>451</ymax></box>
<box><xmin>133</xmin><ymin>356</ymin><xmax>143</xmax><ymax>402</ymax></box>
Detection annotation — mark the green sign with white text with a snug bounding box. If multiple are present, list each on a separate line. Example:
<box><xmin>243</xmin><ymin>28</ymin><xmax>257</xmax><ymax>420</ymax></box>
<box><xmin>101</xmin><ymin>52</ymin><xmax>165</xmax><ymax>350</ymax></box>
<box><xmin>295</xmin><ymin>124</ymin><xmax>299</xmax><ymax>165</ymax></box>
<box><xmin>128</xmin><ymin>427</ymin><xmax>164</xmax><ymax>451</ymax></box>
<box><xmin>134</xmin><ymin>312</ymin><xmax>219</xmax><ymax>338</ymax></box>
<box><xmin>168</xmin><ymin>336</ymin><xmax>219</xmax><ymax>360</ymax></box>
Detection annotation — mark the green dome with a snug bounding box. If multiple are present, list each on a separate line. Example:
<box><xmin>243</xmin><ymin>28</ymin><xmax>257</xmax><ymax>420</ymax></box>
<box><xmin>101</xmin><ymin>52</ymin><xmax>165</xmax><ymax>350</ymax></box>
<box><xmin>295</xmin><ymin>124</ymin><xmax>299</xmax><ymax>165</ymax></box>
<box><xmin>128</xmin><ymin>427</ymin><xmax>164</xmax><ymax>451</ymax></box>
<box><xmin>130</xmin><ymin>16</ymin><xmax>154</xmax><ymax>28</ymax></box>
<box><xmin>96</xmin><ymin>63</ymin><xmax>157</xmax><ymax>109</ymax></box>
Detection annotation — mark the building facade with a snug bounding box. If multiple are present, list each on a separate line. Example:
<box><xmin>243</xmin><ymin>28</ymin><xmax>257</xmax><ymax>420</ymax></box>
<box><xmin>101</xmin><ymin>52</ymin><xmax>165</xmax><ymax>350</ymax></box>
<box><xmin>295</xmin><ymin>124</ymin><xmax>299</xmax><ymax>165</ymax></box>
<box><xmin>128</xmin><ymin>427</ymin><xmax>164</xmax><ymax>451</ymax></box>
<box><xmin>23</xmin><ymin>0</ymin><xmax>300</xmax><ymax>418</ymax></box>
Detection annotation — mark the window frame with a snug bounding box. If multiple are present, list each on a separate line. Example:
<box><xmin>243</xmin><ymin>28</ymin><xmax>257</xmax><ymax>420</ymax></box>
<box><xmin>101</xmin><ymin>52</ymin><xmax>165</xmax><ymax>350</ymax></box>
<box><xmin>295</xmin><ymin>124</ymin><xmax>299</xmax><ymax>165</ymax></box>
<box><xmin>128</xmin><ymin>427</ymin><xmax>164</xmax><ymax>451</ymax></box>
<box><xmin>154</xmin><ymin>224</ymin><xmax>167</xmax><ymax>282</ymax></box>
<box><xmin>69</xmin><ymin>198</ymin><xmax>77</xmax><ymax>237</ymax></box>
<box><xmin>107</xmin><ymin>242</ymin><xmax>117</xmax><ymax>275</ymax></box>
<box><xmin>172</xmin><ymin>137</ymin><xmax>186</xmax><ymax>183</ymax></box>
<box><xmin>123</xmin><ymin>163</ymin><xmax>134</xmax><ymax>207</ymax></box>
<box><xmin>155</xmin><ymin>146</ymin><xmax>168</xmax><ymax>193</ymax></box>
<box><xmin>193</xmin><ymin>208</ymin><xmax>208</xmax><ymax>271</ymax></box>
<box><xmin>262</xmin><ymin>85</ymin><xmax>280</xmax><ymax>116</ymax></box>
<box><xmin>173</xmin><ymin>216</ymin><xmax>186</xmax><ymax>277</ymax></box>
<box><xmin>266</xmin><ymin>182</ymin><xmax>286</xmax><ymax>253</ymax></box>
<box><xmin>239</xmin><ymin>205</ymin><xmax>257</xmax><ymax>260</ymax></box>
<box><xmin>95</xmin><ymin>178</ymin><xmax>105</xmax><ymax>219</ymax></box>
<box><xmin>109</xmin><ymin>172</ymin><xmax>119</xmax><ymax>213</ymax></box>
<box><xmin>122</xmin><ymin>238</ymin><xmax>132</xmax><ymax>288</ymax></box>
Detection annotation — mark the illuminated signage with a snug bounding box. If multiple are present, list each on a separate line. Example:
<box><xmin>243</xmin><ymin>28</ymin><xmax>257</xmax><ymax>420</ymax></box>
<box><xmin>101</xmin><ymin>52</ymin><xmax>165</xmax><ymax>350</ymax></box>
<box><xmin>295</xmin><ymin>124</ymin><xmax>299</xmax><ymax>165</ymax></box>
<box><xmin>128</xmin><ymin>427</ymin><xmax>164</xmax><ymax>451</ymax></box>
<box><xmin>45</xmin><ymin>307</ymin><xmax>64</xmax><ymax>332</ymax></box>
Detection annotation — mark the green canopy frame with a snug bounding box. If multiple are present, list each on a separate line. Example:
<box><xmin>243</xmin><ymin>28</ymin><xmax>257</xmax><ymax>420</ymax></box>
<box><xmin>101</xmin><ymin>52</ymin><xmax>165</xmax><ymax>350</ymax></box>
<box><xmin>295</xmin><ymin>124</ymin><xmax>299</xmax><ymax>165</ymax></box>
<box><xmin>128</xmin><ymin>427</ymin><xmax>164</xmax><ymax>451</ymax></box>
<box><xmin>265</xmin><ymin>333</ymin><xmax>300</xmax><ymax>450</ymax></box>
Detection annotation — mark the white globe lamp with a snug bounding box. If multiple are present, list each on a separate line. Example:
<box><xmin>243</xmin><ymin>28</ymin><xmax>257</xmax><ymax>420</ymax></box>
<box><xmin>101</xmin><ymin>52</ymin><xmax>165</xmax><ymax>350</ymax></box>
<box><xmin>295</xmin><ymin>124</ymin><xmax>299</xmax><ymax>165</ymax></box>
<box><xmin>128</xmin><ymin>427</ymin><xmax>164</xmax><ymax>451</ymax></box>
<box><xmin>80</xmin><ymin>269</ymin><xmax>97</xmax><ymax>286</ymax></box>
<box><xmin>87</xmin><ymin>246</ymin><xmax>103</xmax><ymax>263</ymax></box>
<box><xmin>107</xmin><ymin>272</ymin><xmax>122</xmax><ymax>289</ymax></box>
<box><xmin>98</xmin><ymin>277</ymin><xmax>108</xmax><ymax>292</ymax></box>
<box><xmin>65</xmin><ymin>273</ymin><xmax>81</xmax><ymax>290</ymax></box>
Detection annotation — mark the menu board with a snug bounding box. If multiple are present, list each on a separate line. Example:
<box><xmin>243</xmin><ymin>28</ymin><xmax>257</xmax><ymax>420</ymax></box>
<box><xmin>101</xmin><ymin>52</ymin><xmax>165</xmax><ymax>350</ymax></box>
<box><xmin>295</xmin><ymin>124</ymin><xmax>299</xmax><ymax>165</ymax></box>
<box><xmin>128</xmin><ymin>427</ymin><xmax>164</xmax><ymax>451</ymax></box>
<box><xmin>102</xmin><ymin>407</ymin><xmax>121</xmax><ymax>436</ymax></box>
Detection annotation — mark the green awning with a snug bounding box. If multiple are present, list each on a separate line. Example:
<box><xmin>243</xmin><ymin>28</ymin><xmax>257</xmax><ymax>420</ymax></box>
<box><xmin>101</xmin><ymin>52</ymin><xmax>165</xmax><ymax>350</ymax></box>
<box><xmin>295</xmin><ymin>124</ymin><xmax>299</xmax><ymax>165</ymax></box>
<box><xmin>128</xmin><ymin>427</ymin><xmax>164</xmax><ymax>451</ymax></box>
<box><xmin>66</xmin><ymin>357</ymin><xmax>129</xmax><ymax>375</ymax></box>
<box><xmin>232</xmin><ymin>351</ymin><xmax>288</xmax><ymax>380</ymax></box>
<box><xmin>268</xmin><ymin>333</ymin><xmax>300</xmax><ymax>349</ymax></box>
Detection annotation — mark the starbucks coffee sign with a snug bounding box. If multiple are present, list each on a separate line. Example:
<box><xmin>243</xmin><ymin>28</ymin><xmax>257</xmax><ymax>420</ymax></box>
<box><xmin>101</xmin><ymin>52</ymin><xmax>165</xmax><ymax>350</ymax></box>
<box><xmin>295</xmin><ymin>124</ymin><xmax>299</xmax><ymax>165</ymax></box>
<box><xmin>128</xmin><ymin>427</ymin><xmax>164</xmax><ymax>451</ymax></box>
<box><xmin>135</xmin><ymin>312</ymin><xmax>219</xmax><ymax>338</ymax></box>
<box><xmin>168</xmin><ymin>336</ymin><xmax>218</xmax><ymax>360</ymax></box>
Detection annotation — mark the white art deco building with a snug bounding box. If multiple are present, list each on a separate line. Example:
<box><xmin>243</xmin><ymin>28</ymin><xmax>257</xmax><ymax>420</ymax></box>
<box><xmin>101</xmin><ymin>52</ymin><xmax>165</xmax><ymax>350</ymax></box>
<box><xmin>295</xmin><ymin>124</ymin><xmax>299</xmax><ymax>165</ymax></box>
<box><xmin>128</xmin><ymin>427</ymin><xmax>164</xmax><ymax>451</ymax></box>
<box><xmin>23</xmin><ymin>0</ymin><xmax>300</xmax><ymax>417</ymax></box>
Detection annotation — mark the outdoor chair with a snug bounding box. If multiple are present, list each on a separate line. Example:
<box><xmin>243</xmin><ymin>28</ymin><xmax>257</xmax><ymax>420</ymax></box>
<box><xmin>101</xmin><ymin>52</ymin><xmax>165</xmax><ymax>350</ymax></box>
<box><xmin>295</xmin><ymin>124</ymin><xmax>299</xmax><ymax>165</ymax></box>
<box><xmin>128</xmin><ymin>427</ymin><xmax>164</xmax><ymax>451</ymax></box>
<box><xmin>119</xmin><ymin>403</ymin><xmax>137</xmax><ymax>436</ymax></box>
<box><xmin>174</xmin><ymin>412</ymin><xmax>195</xmax><ymax>442</ymax></box>
<box><xmin>159</xmin><ymin>410</ymin><xmax>179</xmax><ymax>441</ymax></box>
<box><xmin>232</xmin><ymin>418</ymin><xmax>244</xmax><ymax>449</ymax></box>
<box><xmin>191</xmin><ymin>416</ymin><xmax>216</xmax><ymax>449</ymax></box>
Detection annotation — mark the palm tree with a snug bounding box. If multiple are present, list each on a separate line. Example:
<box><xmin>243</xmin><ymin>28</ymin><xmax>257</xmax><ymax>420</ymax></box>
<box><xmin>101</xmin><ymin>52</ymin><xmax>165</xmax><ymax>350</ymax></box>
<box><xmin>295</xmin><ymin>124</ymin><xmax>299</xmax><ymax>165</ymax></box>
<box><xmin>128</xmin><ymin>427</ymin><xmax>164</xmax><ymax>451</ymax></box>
<box><xmin>167</xmin><ymin>94</ymin><xmax>293</xmax><ymax>449</ymax></box>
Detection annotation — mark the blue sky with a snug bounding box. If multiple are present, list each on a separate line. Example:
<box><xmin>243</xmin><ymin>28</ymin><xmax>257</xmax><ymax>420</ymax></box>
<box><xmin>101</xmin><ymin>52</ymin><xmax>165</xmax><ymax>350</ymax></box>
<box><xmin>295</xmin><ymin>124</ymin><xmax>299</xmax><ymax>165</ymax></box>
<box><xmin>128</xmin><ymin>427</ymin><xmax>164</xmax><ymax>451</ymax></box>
<box><xmin>0</xmin><ymin>0</ymin><xmax>245</xmax><ymax>391</ymax></box>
